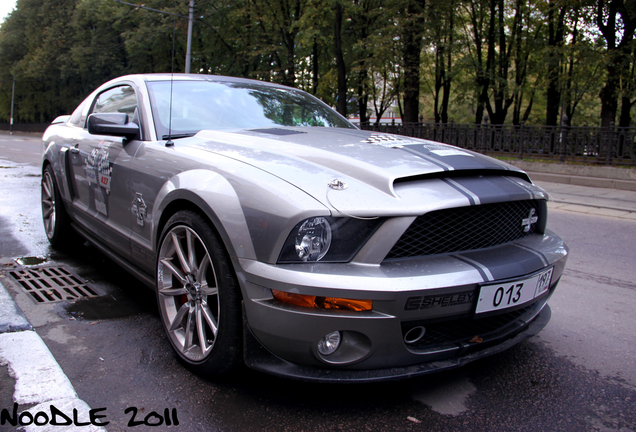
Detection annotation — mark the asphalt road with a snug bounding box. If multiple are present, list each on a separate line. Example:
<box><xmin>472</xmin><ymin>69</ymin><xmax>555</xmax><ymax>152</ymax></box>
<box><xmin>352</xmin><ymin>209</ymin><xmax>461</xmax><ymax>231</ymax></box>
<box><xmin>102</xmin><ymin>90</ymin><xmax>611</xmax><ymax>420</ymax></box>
<box><xmin>1</xmin><ymin>133</ymin><xmax>635</xmax><ymax>431</ymax></box>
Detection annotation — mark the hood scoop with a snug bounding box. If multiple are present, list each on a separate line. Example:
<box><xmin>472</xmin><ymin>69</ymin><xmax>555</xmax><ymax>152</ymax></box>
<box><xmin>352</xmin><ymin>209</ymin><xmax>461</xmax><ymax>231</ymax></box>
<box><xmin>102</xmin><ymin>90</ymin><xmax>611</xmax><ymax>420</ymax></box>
<box><xmin>393</xmin><ymin>169</ymin><xmax>531</xmax><ymax>186</ymax></box>
<box><xmin>248</xmin><ymin>128</ymin><xmax>307</xmax><ymax>136</ymax></box>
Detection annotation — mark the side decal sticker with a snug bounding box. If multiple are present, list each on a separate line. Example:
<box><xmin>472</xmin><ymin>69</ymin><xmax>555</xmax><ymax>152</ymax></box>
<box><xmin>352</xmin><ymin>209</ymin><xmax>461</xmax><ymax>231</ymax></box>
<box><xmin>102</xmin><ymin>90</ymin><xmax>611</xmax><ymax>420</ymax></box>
<box><xmin>85</xmin><ymin>141</ymin><xmax>114</xmax><ymax>194</ymax></box>
<box><xmin>132</xmin><ymin>193</ymin><xmax>148</xmax><ymax>227</ymax></box>
<box><xmin>421</xmin><ymin>143</ymin><xmax>474</xmax><ymax>157</ymax></box>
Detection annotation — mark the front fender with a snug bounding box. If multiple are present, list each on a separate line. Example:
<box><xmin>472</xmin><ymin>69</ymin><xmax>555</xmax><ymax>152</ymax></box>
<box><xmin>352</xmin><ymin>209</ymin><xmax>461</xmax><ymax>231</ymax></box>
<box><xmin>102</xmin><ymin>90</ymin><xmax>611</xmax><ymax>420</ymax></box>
<box><xmin>152</xmin><ymin>169</ymin><xmax>257</xmax><ymax>261</ymax></box>
<box><xmin>152</xmin><ymin>166</ymin><xmax>331</xmax><ymax>265</ymax></box>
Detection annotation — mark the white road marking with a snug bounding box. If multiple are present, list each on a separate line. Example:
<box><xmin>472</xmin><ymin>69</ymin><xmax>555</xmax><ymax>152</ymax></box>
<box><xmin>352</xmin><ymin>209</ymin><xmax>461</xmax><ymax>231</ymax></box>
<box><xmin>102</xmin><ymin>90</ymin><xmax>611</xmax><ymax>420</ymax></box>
<box><xmin>0</xmin><ymin>281</ymin><xmax>108</xmax><ymax>431</ymax></box>
<box><xmin>0</xmin><ymin>330</ymin><xmax>77</xmax><ymax>404</ymax></box>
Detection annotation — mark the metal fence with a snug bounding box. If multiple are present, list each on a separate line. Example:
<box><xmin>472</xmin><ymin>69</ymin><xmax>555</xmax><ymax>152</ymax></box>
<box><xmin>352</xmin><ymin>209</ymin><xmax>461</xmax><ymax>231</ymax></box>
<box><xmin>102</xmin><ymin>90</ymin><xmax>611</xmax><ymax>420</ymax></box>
<box><xmin>4</xmin><ymin>121</ymin><xmax>636</xmax><ymax>166</ymax></box>
<box><xmin>0</xmin><ymin>123</ymin><xmax>48</xmax><ymax>133</ymax></box>
<box><xmin>359</xmin><ymin>122</ymin><xmax>636</xmax><ymax>166</ymax></box>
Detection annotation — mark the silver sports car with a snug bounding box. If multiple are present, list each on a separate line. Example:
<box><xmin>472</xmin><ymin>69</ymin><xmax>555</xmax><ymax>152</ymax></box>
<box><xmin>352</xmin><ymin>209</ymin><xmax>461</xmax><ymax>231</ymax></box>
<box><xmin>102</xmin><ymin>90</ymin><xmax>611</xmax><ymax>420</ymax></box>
<box><xmin>41</xmin><ymin>74</ymin><xmax>568</xmax><ymax>382</ymax></box>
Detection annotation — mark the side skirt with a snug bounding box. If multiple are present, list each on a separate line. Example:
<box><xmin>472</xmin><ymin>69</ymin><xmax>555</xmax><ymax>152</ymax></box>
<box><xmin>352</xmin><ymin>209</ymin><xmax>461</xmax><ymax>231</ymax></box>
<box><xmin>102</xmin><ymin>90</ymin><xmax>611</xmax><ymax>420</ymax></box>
<box><xmin>73</xmin><ymin>223</ymin><xmax>156</xmax><ymax>290</ymax></box>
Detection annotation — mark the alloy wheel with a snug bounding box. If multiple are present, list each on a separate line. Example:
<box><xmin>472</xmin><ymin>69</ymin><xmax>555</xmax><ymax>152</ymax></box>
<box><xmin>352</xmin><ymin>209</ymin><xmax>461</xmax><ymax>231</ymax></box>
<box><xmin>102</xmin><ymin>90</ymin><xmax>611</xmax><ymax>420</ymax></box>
<box><xmin>157</xmin><ymin>225</ymin><xmax>220</xmax><ymax>362</ymax></box>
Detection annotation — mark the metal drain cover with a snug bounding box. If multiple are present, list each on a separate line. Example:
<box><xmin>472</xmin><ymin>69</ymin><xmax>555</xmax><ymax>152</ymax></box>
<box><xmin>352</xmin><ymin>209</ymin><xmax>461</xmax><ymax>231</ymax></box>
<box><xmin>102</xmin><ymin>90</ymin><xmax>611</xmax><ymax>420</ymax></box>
<box><xmin>8</xmin><ymin>266</ymin><xmax>98</xmax><ymax>304</ymax></box>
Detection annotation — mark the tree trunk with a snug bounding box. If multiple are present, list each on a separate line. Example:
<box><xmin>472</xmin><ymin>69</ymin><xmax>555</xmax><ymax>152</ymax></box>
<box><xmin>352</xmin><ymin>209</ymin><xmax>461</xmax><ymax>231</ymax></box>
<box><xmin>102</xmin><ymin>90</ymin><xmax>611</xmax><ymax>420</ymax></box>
<box><xmin>545</xmin><ymin>1</ymin><xmax>566</xmax><ymax>126</ymax></box>
<box><xmin>312</xmin><ymin>39</ymin><xmax>319</xmax><ymax>95</ymax></box>
<box><xmin>596</xmin><ymin>0</ymin><xmax>636</xmax><ymax>128</ymax></box>
<box><xmin>401</xmin><ymin>0</ymin><xmax>426</xmax><ymax>123</ymax></box>
<box><xmin>358</xmin><ymin>65</ymin><xmax>369</xmax><ymax>123</ymax></box>
<box><xmin>599</xmin><ymin>60</ymin><xmax>620</xmax><ymax>128</ymax></box>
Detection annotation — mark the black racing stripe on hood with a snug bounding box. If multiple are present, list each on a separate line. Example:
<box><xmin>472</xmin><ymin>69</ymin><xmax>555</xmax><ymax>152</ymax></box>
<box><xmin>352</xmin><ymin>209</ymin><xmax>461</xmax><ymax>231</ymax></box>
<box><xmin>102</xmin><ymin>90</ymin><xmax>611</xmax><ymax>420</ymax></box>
<box><xmin>393</xmin><ymin>172</ymin><xmax>535</xmax><ymax>206</ymax></box>
<box><xmin>397</xmin><ymin>142</ymin><xmax>510</xmax><ymax>172</ymax></box>
<box><xmin>442</xmin><ymin>176</ymin><xmax>536</xmax><ymax>205</ymax></box>
<box><xmin>400</xmin><ymin>146</ymin><xmax>454</xmax><ymax>171</ymax></box>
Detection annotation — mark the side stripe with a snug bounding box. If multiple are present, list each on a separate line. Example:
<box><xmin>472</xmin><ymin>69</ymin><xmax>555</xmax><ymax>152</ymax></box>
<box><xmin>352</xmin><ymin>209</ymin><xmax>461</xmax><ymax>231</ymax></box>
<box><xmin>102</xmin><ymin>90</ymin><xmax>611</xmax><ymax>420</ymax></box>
<box><xmin>513</xmin><ymin>244</ymin><xmax>549</xmax><ymax>267</ymax></box>
<box><xmin>452</xmin><ymin>255</ymin><xmax>494</xmax><ymax>282</ymax></box>
<box><xmin>503</xmin><ymin>176</ymin><xmax>536</xmax><ymax>200</ymax></box>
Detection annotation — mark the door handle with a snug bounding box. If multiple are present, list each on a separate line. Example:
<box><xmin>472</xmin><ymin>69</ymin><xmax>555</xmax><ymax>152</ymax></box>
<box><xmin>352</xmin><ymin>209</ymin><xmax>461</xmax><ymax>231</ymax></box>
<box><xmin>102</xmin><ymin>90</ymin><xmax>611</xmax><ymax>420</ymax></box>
<box><xmin>70</xmin><ymin>144</ymin><xmax>79</xmax><ymax>154</ymax></box>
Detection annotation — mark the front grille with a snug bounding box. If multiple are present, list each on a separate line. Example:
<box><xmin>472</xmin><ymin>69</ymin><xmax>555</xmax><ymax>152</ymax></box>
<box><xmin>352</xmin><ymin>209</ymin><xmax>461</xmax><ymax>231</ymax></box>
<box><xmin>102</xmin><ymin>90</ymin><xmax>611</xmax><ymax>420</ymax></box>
<box><xmin>385</xmin><ymin>200</ymin><xmax>542</xmax><ymax>260</ymax></box>
<box><xmin>402</xmin><ymin>301</ymin><xmax>539</xmax><ymax>351</ymax></box>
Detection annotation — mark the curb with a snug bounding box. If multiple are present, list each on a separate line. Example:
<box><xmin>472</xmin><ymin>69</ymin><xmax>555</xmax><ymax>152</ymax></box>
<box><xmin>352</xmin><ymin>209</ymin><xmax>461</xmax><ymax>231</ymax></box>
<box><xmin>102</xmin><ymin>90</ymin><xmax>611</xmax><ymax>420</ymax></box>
<box><xmin>0</xmin><ymin>281</ymin><xmax>32</xmax><ymax>334</ymax></box>
<box><xmin>528</xmin><ymin>171</ymin><xmax>636</xmax><ymax>192</ymax></box>
<box><xmin>0</xmin><ymin>281</ymin><xmax>107</xmax><ymax>432</ymax></box>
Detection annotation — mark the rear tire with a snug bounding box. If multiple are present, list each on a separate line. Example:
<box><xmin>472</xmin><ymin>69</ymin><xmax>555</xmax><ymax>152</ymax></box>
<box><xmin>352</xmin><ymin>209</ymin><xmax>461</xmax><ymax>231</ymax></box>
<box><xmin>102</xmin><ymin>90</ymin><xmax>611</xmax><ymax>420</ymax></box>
<box><xmin>156</xmin><ymin>210</ymin><xmax>242</xmax><ymax>375</ymax></box>
<box><xmin>41</xmin><ymin>165</ymin><xmax>76</xmax><ymax>249</ymax></box>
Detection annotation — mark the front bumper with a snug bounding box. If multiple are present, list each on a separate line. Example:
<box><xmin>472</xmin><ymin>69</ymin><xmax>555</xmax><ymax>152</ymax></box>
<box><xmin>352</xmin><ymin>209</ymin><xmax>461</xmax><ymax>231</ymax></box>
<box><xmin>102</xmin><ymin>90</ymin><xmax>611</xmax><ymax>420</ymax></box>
<box><xmin>237</xmin><ymin>232</ymin><xmax>567</xmax><ymax>382</ymax></box>
<box><xmin>243</xmin><ymin>305</ymin><xmax>552</xmax><ymax>383</ymax></box>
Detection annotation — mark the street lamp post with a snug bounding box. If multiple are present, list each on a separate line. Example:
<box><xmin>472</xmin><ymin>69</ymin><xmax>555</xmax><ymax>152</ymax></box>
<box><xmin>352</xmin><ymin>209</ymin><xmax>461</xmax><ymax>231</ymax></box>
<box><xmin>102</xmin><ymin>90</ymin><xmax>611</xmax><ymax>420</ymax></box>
<box><xmin>185</xmin><ymin>0</ymin><xmax>194</xmax><ymax>73</ymax></box>
<box><xmin>9</xmin><ymin>77</ymin><xmax>15</xmax><ymax>135</ymax></box>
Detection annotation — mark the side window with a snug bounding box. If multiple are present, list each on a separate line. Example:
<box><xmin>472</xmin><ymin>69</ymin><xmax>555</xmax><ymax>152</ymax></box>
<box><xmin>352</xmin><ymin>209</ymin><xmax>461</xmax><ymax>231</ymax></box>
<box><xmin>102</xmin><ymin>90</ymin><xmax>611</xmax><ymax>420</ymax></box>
<box><xmin>89</xmin><ymin>85</ymin><xmax>142</xmax><ymax>139</ymax></box>
<box><xmin>92</xmin><ymin>85</ymin><xmax>138</xmax><ymax>116</ymax></box>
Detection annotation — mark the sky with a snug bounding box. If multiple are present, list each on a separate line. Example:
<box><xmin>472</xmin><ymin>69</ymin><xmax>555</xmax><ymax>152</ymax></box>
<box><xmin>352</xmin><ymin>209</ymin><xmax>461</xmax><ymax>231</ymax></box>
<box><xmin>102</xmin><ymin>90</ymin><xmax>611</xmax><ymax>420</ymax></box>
<box><xmin>0</xmin><ymin>0</ymin><xmax>17</xmax><ymax>24</ymax></box>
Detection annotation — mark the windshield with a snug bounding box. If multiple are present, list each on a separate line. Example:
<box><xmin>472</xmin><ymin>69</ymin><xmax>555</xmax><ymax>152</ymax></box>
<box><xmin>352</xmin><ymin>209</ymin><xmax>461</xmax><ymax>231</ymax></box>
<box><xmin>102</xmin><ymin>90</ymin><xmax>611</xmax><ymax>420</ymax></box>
<box><xmin>146</xmin><ymin>80</ymin><xmax>354</xmax><ymax>139</ymax></box>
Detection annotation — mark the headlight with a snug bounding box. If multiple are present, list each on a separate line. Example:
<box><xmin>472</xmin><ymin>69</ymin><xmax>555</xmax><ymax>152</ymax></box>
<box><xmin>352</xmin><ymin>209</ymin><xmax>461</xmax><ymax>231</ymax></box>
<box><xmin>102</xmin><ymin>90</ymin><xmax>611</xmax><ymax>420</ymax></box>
<box><xmin>278</xmin><ymin>217</ymin><xmax>385</xmax><ymax>263</ymax></box>
<box><xmin>295</xmin><ymin>217</ymin><xmax>332</xmax><ymax>261</ymax></box>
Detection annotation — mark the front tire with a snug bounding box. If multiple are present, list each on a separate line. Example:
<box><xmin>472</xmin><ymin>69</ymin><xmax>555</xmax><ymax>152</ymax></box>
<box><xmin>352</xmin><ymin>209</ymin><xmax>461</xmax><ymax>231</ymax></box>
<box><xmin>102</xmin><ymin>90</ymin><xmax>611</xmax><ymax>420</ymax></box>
<box><xmin>156</xmin><ymin>210</ymin><xmax>242</xmax><ymax>375</ymax></box>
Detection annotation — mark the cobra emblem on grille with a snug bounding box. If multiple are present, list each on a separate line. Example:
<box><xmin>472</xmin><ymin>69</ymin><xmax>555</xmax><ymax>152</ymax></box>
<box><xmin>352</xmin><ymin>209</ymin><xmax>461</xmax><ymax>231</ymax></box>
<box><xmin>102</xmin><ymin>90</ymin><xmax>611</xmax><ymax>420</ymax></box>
<box><xmin>521</xmin><ymin>208</ymin><xmax>538</xmax><ymax>233</ymax></box>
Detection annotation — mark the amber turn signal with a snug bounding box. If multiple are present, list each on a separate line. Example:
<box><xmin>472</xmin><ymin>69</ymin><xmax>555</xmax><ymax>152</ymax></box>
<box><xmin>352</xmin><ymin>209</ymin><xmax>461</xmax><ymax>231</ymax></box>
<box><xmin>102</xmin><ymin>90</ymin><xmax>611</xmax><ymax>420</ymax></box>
<box><xmin>271</xmin><ymin>290</ymin><xmax>372</xmax><ymax>311</ymax></box>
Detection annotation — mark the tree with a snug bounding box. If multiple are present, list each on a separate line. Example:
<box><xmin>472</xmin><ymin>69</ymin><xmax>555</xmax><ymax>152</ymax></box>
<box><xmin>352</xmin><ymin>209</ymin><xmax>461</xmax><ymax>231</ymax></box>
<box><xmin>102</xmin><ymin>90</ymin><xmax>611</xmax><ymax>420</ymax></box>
<box><xmin>596</xmin><ymin>0</ymin><xmax>636</xmax><ymax>128</ymax></box>
<box><xmin>545</xmin><ymin>0</ymin><xmax>568</xmax><ymax>126</ymax></box>
<box><xmin>0</xmin><ymin>0</ymin><xmax>83</xmax><ymax>122</ymax></box>
<box><xmin>399</xmin><ymin>0</ymin><xmax>426</xmax><ymax>123</ymax></box>
<box><xmin>618</xmin><ymin>43</ymin><xmax>636</xmax><ymax>126</ymax></box>
<box><xmin>426</xmin><ymin>0</ymin><xmax>458</xmax><ymax>123</ymax></box>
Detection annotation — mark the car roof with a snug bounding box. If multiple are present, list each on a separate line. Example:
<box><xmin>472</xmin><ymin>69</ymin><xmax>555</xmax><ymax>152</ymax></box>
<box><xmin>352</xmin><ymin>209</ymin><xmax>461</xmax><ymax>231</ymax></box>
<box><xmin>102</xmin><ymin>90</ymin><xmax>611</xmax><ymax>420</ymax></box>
<box><xmin>119</xmin><ymin>73</ymin><xmax>292</xmax><ymax>90</ymax></box>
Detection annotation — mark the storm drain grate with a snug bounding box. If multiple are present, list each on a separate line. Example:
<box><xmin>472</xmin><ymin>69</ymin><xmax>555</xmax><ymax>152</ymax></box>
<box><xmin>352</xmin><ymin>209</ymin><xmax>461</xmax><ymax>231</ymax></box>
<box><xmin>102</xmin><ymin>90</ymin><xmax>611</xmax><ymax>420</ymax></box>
<box><xmin>8</xmin><ymin>266</ymin><xmax>98</xmax><ymax>304</ymax></box>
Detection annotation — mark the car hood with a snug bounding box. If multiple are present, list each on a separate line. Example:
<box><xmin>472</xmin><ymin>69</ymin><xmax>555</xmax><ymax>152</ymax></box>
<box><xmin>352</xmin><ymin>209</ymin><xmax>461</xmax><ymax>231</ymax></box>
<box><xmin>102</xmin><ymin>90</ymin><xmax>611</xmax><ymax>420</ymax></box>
<box><xmin>187</xmin><ymin>127</ymin><xmax>535</xmax><ymax>216</ymax></box>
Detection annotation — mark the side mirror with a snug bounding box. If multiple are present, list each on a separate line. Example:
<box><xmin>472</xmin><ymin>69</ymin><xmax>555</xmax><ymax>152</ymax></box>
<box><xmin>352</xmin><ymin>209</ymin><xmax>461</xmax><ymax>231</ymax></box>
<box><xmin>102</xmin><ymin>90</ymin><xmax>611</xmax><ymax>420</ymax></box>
<box><xmin>88</xmin><ymin>113</ymin><xmax>139</xmax><ymax>139</ymax></box>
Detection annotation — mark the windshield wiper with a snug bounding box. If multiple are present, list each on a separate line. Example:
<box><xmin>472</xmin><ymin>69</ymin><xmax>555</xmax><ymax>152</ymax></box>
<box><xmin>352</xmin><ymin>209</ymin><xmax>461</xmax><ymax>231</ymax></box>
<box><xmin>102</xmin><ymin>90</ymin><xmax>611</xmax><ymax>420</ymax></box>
<box><xmin>162</xmin><ymin>132</ymin><xmax>197</xmax><ymax>140</ymax></box>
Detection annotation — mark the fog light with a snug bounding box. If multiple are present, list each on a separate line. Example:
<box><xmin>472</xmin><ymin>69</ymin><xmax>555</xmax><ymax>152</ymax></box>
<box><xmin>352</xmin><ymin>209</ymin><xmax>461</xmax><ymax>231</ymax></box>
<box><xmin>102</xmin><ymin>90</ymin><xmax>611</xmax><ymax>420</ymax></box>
<box><xmin>317</xmin><ymin>331</ymin><xmax>341</xmax><ymax>356</ymax></box>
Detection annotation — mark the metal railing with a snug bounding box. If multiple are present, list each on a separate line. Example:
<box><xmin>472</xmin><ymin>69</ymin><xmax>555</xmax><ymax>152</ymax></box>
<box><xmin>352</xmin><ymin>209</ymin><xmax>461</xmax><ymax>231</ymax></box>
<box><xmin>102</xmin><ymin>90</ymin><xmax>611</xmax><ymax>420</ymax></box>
<box><xmin>359</xmin><ymin>122</ymin><xmax>636</xmax><ymax>166</ymax></box>
<box><xmin>4</xmin><ymin>121</ymin><xmax>636</xmax><ymax>166</ymax></box>
<box><xmin>0</xmin><ymin>123</ymin><xmax>48</xmax><ymax>133</ymax></box>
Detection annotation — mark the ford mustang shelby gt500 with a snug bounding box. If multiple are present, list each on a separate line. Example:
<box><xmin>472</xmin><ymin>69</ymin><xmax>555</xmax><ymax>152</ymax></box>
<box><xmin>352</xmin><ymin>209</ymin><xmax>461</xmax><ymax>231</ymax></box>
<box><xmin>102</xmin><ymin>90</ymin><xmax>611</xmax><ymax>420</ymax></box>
<box><xmin>41</xmin><ymin>74</ymin><xmax>568</xmax><ymax>382</ymax></box>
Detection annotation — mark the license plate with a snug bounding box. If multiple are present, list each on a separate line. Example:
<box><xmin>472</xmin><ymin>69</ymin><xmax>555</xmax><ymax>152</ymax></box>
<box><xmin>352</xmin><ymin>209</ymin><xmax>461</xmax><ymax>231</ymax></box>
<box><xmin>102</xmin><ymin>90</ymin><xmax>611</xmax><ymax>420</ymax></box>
<box><xmin>476</xmin><ymin>267</ymin><xmax>553</xmax><ymax>314</ymax></box>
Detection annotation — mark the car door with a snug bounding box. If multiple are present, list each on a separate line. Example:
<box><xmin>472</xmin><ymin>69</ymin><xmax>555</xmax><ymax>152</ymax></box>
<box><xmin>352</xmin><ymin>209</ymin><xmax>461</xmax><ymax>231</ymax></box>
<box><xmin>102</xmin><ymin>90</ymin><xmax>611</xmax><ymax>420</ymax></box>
<box><xmin>66</xmin><ymin>84</ymin><xmax>141</xmax><ymax>261</ymax></box>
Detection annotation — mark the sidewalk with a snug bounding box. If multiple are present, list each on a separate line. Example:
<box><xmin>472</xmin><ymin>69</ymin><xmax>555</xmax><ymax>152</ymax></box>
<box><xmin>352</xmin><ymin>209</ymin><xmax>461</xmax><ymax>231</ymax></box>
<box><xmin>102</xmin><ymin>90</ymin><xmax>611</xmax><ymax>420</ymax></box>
<box><xmin>536</xmin><ymin>180</ymin><xmax>636</xmax><ymax>220</ymax></box>
<box><xmin>509</xmin><ymin>159</ymin><xmax>636</xmax><ymax>220</ymax></box>
<box><xmin>0</xmin><ymin>281</ymin><xmax>107</xmax><ymax>432</ymax></box>
<box><xmin>522</xmin><ymin>162</ymin><xmax>636</xmax><ymax>220</ymax></box>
